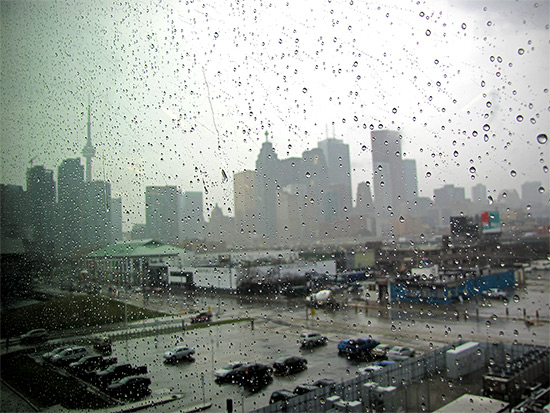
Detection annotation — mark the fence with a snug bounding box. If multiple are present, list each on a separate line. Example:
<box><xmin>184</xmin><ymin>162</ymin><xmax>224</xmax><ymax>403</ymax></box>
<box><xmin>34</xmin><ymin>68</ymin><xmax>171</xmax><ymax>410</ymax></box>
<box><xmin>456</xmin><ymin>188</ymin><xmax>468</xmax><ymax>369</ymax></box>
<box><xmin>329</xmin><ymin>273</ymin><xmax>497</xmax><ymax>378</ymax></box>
<box><xmin>251</xmin><ymin>341</ymin><xmax>545</xmax><ymax>413</ymax></box>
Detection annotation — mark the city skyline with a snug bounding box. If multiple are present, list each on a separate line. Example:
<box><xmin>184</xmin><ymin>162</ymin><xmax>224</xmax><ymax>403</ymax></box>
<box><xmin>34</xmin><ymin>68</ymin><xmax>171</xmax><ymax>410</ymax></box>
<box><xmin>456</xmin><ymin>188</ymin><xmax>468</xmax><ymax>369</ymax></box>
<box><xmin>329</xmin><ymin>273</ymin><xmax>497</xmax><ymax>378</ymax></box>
<box><xmin>1</xmin><ymin>0</ymin><xmax>548</xmax><ymax>233</ymax></box>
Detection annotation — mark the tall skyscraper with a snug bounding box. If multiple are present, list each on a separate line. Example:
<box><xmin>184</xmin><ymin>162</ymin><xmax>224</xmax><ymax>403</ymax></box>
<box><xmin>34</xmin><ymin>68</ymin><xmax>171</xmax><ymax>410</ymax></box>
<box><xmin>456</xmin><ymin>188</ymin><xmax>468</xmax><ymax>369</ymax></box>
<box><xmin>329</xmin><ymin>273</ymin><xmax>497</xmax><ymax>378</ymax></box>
<box><xmin>57</xmin><ymin>158</ymin><xmax>84</xmax><ymax>256</ymax></box>
<box><xmin>26</xmin><ymin>165</ymin><xmax>56</xmax><ymax>256</ymax></box>
<box><xmin>254</xmin><ymin>132</ymin><xmax>280</xmax><ymax>242</ymax></box>
<box><xmin>234</xmin><ymin>170</ymin><xmax>257</xmax><ymax>230</ymax></box>
<box><xmin>111</xmin><ymin>197</ymin><xmax>123</xmax><ymax>242</ymax></box>
<box><xmin>371</xmin><ymin>130</ymin><xmax>406</xmax><ymax>210</ymax></box>
<box><xmin>82</xmin><ymin>180</ymin><xmax>112</xmax><ymax>249</ymax></box>
<box><xmin>402</xmin><ymin>159</ymin><xmax>418</xmax><ymax>202</ymax></box>
<box><xmin>318</xmin><ymin>137</ymin><xmax>352</xmax><ymax>217</ymax></box>
<box><xmin>521</xmin><ymin>181</ymin><xmax>543</xmax><ymax>206</ymax></box>
<box><xmin>182</xmin><ymin>191</ymin><xmax>204</xmax><ymax>239</ymax></box>
<box><xmin>0</xmin><ymin>184</ymin><xmax>27</xmax><ymax>239</ymax></box>
<box><xmin>471</xmin><ymin>183</ymin><xmax>487</xmax><ymax>204</ymax></box>
<box><xmin>145</xmin><ymin>186</ymin><xmax>184</xmax><ymax>244</ymax></box>
<box><xmin>82</xmin><ymin>102</ymin><xmax>96</xmax><ymax>182</ymax></box>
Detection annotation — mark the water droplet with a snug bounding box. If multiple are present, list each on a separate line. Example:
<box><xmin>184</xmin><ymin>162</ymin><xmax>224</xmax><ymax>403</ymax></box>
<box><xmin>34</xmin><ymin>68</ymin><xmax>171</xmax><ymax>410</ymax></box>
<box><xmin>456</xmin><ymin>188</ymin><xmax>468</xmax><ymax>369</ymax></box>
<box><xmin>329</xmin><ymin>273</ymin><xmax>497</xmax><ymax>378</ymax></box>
<box><xmin>214</xmin><ymin>32</ymin><xmax>219</xmax><ymax>38</ymax></box>
<box><xmin>518</xmin><ymin>48</ymin><xmax>524</xmax><ymax>55</ymax></box>
<box><xmin>469</xmin><ymin>166</ymin><xmax>476</xmax><ymax>174</ymax></box>
<box><xmin>461</xmin><ymin>23</ymin><xmax>467</xmax><ymax>30</ymax></box>
<box><xmin>513</xmin><ymin>295</ymin><xmax>520</xmax><ymax>303</ymax></box>
<box><xmin>488</xmin><ymin>195</ymin><xmax>494</xmax><ymax>204</ymax></box>
<box><xmin>302</xmin><ymin>87</ymin><xmax>308</xmax><ymax>93</ymax></box>
<box><xmin>425</xmin><ymin>172</ymin><xmax>431</xmax><ymax>178</ymax></box>
<box><xmin>361</xmin><ymin>145</ymin><xmax>367</xmax><ymax>151</ymax></box>
<box><xmin>536</xmin><ymin>134</ymin><xmax>548</xmax><ymax>144</ymax></box>
<box><xmin>483</xmin><ymin>124</ymin><xmax>490</xmax><ymax>131</ymax></box>
<box><xmin>538</xmin><ymin>186</ymin><xmax>545</xmax><ymax>193</ymax></box>
<box><xmin>305</xmin><ymin>171</ymin><xmax>311</xmax><ymax>178</ymax></box>
<box><xmin>510</xmin><ymin>170</ymin><xmax>517</xmax><ymax>177</ymax></box>
<box><xmin>516</xmin><ymin>115</ymin><xmax>524</xmax><ymax>122</ymax></box>
<box><xmin>399</xmin><ymin>216</ymin><xmax>405</xmax><ymax>223</ymax></box>
<box><xmin>425</xmin><ymin>29</ymin><xmax>431</xmax><ymax>36</ymax></box>
<box><xmin>487</xmin><ymin>20</ymin><xmax>492</xmax><ymax>26</ymax></box>
<box><xmin>453</xmin><ymin>150</ymin><xmax>459</xmax><ymax>157</ymax></box>
<box><xmin>486</xmin><ymin>101</ymin><xmax>492</xmax><ymax>108</ymax></box>
<box><xmin>486</xmin><ymin>320</ymin><xmax>491</xmax><ymax>328</ymax></box>
<box><xmin>392</xmin><ymin>108</ymin><xmax>397</xmax><ymax>114</ymax></box>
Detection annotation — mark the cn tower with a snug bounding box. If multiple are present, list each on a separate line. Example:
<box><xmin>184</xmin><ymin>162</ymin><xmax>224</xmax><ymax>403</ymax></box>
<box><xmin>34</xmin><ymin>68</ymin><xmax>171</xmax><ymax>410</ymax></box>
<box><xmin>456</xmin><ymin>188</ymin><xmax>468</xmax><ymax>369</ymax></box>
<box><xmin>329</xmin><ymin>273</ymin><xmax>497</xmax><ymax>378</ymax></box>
<box><xmin>81</xmin><ymin>101</ymin><xmax>96</xmax><ymax>182</ymax></box>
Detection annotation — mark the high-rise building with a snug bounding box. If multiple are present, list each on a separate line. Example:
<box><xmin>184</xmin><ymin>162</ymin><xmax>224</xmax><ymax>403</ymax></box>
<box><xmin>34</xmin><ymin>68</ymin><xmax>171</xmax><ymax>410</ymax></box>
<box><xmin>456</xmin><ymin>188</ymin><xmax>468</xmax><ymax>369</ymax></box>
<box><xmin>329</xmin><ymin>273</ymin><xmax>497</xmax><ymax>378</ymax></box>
<box><xmin>318</xmin><ymin>137</ymin><xmax>352</xmax><ymax>217</ymax></box>
<box><xmin>471</xmin><ymin>183</ymin><xmax>487</xmax><ymax>204</ymax></box>
<box><xmin>521</xmin><ymin>181</ymin><xmax>543</xmax><ymax>206</ymax></box>
<box><xmin>182</xmin><ymin>191</ymin><xmax>204</xmax><ymax>239</ymax></box>
<box><xmin>82</xmin><ymin>102</ymin><xmax>96</xmax><ymax>183</ymax></box>
<box><xmin>111</xmin><ymin>197</ymin><xmax>123</xmax><ymax>242</ymax></box>
<box><xmin>26</xmin><ymin>165</ymin><xmax>56</xmax><ymax>256</ymax></box>
<box><xmin>371</xmin><ymin>130</ymin><xmax>407</xmax><ymax>211</ymax></box>
<box><xmin>254</xmin><ymin>133</ymin><xmax>280</xmax><ymax>242</ymax></box>
<box><xmin>0</xmin><ymin>184</ymin><xmax>27</xmax><ymax>239</ymax></box>
<box><xmin>234</xmin><ymin>170</ymin><xmax>257</xmax><ymax>235</ymax></box>
<box><xmin>81</xmin><ymin>180</ymin><xmax>112</xmax><ymax>249</ymax></box>
<box><xmin>145</xmin><ymin>186</ymin><xmax>184</xmax><ymax>244</ymax></box>
<box><xmin>57</xmin><ymin>158</ymin><xmax>85</xmax><ymax>256</ymax></box>
<box><xmin>402</xmin><ymin>159</ymin><xmax>418</xmax><ymax>202</ymax></box>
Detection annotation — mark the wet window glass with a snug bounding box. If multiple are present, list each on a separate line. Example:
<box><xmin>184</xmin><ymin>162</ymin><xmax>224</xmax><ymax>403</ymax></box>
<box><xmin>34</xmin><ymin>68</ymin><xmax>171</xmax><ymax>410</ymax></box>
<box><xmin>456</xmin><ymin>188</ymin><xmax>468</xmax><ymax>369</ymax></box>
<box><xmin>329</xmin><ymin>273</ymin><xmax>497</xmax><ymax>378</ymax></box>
<box><xmin>1</xmin><ymin>0</ymin><xmax>548</xmax><ymax>411</ymax></box>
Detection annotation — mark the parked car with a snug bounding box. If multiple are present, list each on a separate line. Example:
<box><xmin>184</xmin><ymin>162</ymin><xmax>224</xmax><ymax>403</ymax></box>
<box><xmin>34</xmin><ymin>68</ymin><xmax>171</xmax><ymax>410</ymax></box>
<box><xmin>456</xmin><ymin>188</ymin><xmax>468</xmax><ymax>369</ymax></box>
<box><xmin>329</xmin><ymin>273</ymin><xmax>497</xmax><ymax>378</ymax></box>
<box><xmin>89</xmin><ymin>363</ymin><xmax>148</xmax><ymax>388</ymax></box>
<box><xmin>107</xmin><ymin>376</ymin><xmax>152</xmax><ymax>400</ymax></box>
<box><xmin>312</xmin><ymin>378</ymin><xmax>337</xmax><ymax>389</ymax></box>
<box><xmin>293</xmin><ymin>384</ymin><xmax>319</xmax><ymax>395</ymax></box>
<box><xmin>299</xmin><ymin>332</ymin><xmax>328</xmax><ymax>348</ymax></box>
<box><xmin>357</xmin><ymin>360</ymin><xmax>396</xmax><ymax>375</ymax></box>
<box><xmin>371</xmin><ymin>343</ymin><xmax>393</xmax><ymax>359</ymax></box>
<box><xmin>20</xmin><ymin>329</ymin><xmax>48</xmax><ymax>345</ymax></box>
<box><xmin>190</xmin><ymin>311</ymin><xmax>213</xmax><ymax>324</ymax></box>
<box><xmin>163</xmin><ymin>346</ymin><xmax>195</xmax><ymax>363</ymax></box>
<box><xmin>272</xmin><ymin>356</ymin><xmax>307</xmax><ymax>376</ymax></box>
<box><xmin>50</xmin><ymin>346</ymin><xmax>88</xmax><ymax>366</ymax></box>
<box><xmin>387</xmin><ymin>346</ymin><xmax>416</xmax><ymax>361</ymax></box>
<box><xmin>42</xmin><ymin>345</ymin><xmax>71</xmax><ymax>362</ymax></box>
<box><xmin>68</xmin><ymin>355</ymin><xmax>118</xmax><ymax>376</ymax></box>
<box><xmin>214</xmin><ymin>361</ymin><xmax>244</xmax><ymax>383</ymax></box>
<box><xmin>233</xmin><ymin>363</ymin><xmax>273</xmax><ymax>389</ymax></box>
<box><xmin>337</xmin><ymin>338</ymin><xmax>380</xmax><ymax>358</ymax></box>
<box><xmin>269</xmin><ymin>389</ymin><xmax>296</xmax><ymax>404</ymax></box>
<box><xmin>482</xmin><ymin>288</ymin><xmax>508</xmax><ymax>299</ymax></box>
<box><xmin>91</xmin><ymin>336</ymin><xmax>112</xmax><ymax>355</ymax></box>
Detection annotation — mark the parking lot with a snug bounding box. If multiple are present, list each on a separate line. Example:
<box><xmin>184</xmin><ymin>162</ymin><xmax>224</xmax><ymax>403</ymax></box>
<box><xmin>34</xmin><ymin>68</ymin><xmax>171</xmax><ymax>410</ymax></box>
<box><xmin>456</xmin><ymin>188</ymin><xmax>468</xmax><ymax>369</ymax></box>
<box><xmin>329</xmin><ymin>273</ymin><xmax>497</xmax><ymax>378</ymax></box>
<box><xmin>108</xmin><ymin>318</ymin><xmax>411</xmax><ymax>411</ymax></box>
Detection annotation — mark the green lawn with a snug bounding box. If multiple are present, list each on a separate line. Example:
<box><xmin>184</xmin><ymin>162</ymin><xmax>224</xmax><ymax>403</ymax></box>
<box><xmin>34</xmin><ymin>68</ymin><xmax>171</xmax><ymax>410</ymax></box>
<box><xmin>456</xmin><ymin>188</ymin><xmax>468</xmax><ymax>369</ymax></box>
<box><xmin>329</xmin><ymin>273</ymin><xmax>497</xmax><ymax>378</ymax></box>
<box><xmin>1</xmin><ymin>295</ymin><xmax>165</xmax><ymax>337</ymax></box>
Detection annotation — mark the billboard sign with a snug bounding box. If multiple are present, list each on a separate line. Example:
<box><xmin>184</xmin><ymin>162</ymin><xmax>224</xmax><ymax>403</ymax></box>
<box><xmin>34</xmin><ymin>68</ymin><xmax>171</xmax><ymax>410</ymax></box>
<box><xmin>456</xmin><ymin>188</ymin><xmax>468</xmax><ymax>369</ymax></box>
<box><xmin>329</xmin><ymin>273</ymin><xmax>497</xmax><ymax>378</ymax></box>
<box><xmin>481</xmin><ymin>211</ymin><xmax>501</xmax><ymax>234</ymax></box>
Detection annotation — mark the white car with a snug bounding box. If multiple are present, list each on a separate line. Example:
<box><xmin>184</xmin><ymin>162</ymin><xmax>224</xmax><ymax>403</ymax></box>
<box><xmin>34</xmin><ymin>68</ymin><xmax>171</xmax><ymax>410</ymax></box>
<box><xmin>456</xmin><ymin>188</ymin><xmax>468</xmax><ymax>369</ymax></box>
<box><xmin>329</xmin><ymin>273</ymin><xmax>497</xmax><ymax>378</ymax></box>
<box><xmin>214</xmin><ymin>361</ymin><xmax>244</xmax><ymax>381</ymax></box>
<box><xmin>163</xmin><ymin>346</ymin><xmax>195</xmax><ymax>363</ymax></box>
<box><xmin>387</xmin><ymin>346</ymin><xmax>415</xmax><ymax>361</ymax></box>
<box><xmin>482</xmin><ymin>288</ymin><xmax>508</xmax><ymax>299</ymax></box>
<box><xmin>371</xmin><ymin>343</ymin><xmax>393</xmax><ymax>359</ymax></box>
<box><xmin>50</xmin><ymin>346</ymin><xmax>88</xmax><ymax>366</ymax></box>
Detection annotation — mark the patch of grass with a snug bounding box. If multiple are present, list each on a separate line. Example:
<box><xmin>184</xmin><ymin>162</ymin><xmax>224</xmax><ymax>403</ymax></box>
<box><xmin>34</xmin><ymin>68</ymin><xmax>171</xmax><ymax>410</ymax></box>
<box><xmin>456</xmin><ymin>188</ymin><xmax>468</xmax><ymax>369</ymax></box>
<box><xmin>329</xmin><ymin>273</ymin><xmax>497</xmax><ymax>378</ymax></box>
<box><xmin>1</xmin><ymin>295</ymin><xmax>165</xmax><ymax>337</ymax></box>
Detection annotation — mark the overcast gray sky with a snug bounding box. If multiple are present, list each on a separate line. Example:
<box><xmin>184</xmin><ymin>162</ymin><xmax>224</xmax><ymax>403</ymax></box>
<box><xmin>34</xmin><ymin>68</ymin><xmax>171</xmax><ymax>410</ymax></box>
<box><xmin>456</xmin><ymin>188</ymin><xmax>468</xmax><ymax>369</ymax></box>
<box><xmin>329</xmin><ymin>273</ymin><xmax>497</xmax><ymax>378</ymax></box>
<box><xmin>1</xmin><ymin>0</ymin><xmax>548</xmax><ymax>230</ymax></box>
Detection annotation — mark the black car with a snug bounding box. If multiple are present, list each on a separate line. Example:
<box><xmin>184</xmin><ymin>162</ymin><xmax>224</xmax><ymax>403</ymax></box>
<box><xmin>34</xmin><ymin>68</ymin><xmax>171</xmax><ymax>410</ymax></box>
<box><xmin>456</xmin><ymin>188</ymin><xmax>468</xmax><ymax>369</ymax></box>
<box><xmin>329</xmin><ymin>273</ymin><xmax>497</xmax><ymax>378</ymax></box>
<box><xmin>107</xmin><ymin>376</ymin><xmax>152</xmax><ymax>400</ymax></box>
<box><xmin>269</xmin><ymin>389</ymin><xmax>296</xmax><ymax>404</ymax></box>
<box><xmin>68</xmin><ymin>355</ymin><xmax>118</xmax><ymax>376</ymax></box>
<box><xmin>20</xmin><ymin>329</ymin><xmax>48</xmax><ymax>345</ymax></box>
<box><xmin>312</xmin><ymin>378</ymin><xmax>337</xmax><ymax>388</ymax></box>
<box><xmin>272</xmin><ymin>356</ymin><xmax>307</xmax><ymax>376</ymax></box>
<box><xmin>233</xmin><ymin>363</ymin><xmax>272</xmax><ymax>389</ymax></box>
<box><xmin>88</xmin><ymin>363</ymin><xmax>148</xmax><ymax>388</ymax></box>
<box><xmin>293</xmin><ymin>384</ymin><xmax>319</xmax><ymax>395</ymax></box>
